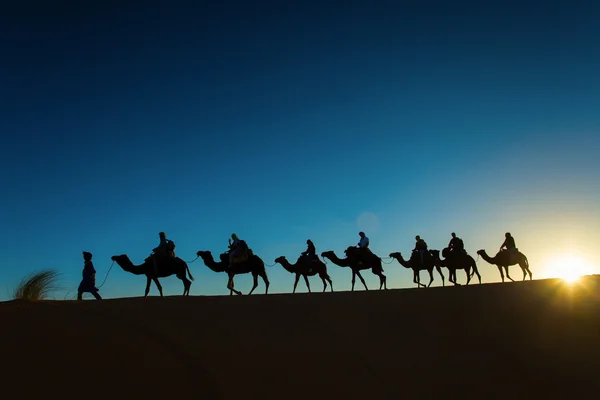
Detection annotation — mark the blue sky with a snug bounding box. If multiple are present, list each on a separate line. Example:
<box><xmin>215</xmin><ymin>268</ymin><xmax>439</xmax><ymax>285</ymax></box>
<box><xmin>1</xmin><ymin>0</ymin><xmax>599</xmax><ymax>300</ymax></box>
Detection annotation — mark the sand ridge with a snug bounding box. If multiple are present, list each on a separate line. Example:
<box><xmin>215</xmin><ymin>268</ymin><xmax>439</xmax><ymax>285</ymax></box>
<box><xmin>2</xmin><ymin>277</ymin><xmax>599</xmax><ymax>399</ymax></box>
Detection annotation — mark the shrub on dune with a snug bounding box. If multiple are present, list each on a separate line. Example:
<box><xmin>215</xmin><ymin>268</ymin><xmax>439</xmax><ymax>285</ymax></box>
<box><xmin>12</xmin><ymin>269</ymin><xmax>61</xmax><ymax>301</ymax></box>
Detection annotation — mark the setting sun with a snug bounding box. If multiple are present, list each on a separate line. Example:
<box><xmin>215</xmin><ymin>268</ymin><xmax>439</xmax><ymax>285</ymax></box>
<box><xmin>542</xmin><ymin>254</ymin><xmax>595</xmax><ymax>283</ymax></box>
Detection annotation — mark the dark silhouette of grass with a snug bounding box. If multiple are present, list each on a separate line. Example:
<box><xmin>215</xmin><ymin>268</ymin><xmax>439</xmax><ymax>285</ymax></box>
<box><xmin>12</xmin><ymin>269</ymin><xmax>61</xmax><ymax>301</ymax></box>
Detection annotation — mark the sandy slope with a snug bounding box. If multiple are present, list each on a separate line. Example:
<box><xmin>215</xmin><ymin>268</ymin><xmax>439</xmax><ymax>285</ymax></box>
<box><xmin>2</xmin><ymin>277</ymin><xmax>600</xmax><ymax>399</ymax></box>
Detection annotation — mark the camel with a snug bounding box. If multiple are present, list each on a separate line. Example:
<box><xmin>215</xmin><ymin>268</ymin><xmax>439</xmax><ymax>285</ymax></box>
<box><xmin>320</xmin><ymin>247</ymin><xmax>387</xmax><ymax>291</ymax></box>
<box><xmin>389</xmin><ymin>251</ymin><xmax>444</xmax><ymax>288</ymax></box>
<box><xmin>196</xmin><ymin>250</ymin><xmax>269</xmax><ymax>295</ymax></box>
<box><xmin>274</xmin><ymin>255</ymin><xmax>333</xmax><ymax>293</ymax></box>
<box><xmin>111</xmin><ymin>254</ymin><xmax>194</xmax><ymax>298</ymax></box>
<box><xmin>430</xmin><ymin>248</ymin><xmax>481</xmax><ymax>285</ymax></box>
<box><xmin>477</xmin><ymin>249</ymin><xmax>532</xmax><ymax>282</ymax></box>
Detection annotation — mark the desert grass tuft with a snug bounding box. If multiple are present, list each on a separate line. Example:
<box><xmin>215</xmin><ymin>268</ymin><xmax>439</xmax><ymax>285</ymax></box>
<box><xmin>12</xmin><ymin>269</ymin><xmax>61</xmax><ymax>301</ymax></box>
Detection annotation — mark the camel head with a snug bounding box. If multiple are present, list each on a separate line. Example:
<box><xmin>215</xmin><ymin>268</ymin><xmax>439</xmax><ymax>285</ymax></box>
<box><xmin>196</xmin><ymin>250</ymin><xmax>210</xmax><ymax>258</ymax></box>
<box><xmin>321</xmin><ymin>251</ymin><xmax>334</xmax><ymax>258</ymax></box>
<box><xmin>111</xmin><ymin>254</ymin><xmax>129</xmax><ymax>263</ymax></box>
<box><xmin>389</xmin><ymin>252</ymin><xmax>402</xmax><ymax>259</ymax></box>
<box><xmin>274</xmin><ymin>256</ymin><xmax>287</xmax><ymax>264</ymax></box>
<box><xmin>476</xmin><ymin>250</ymin><xmax>485</xmax><ymax>256</ymax></box>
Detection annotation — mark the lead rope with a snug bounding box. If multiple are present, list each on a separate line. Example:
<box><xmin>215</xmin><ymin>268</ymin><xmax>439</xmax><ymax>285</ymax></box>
<box><xmin>97</xmin><ymin>260</ymin><xmax>115</xmax><ymax>288</ymax></box>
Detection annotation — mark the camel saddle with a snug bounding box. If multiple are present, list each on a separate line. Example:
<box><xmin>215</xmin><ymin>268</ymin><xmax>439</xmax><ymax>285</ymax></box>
<box><xmin>232</xmin><ymin>250</ymin><xmax>254</xmax><ymax>264</ymax></box>
<box><xmin>145</xmin><ymin>251</ymin><xmax>176</xmax><ymax>264</ymax></box>
<box><xmin>354</xmin><ymin>248</ymin><xmax>372</xmax><ymax>265</ymax></box>
<box><xmin>300</xmin><ymin>254</ymin><xmax>318</xmax><ymax>264</ymax></box>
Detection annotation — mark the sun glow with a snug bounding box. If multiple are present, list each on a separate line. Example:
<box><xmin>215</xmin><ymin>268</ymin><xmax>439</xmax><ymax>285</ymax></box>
<box><xmin>543</xmin><ymin>254</ymin><xmax>595</xmax><ymax>283</ymax></box>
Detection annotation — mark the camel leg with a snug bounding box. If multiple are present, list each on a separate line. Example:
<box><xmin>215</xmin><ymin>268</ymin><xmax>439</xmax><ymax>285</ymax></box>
<box><xmin>248</xmin><ymin>273</ymin><xmax>259</xmax><ymax>295</ymax></box>
<box><xmin>152</xmin><ymin>277</ymin><xmax>164</xmax><ymax>297</ymax></box>
<box><xmin>144</xmin><ymin>276</ymin><xmax>152</xmax><ymax>298</ymax></box>
<box><xmin>427</xmin><ymin>269</ymin><xmax>434</xmax><ymax>287</ymax></box>
<box><xmin>227</xmin><ymin>275</ymin><xmax>242</xmax><ymax>295</ymax></box>
<box><xmin>181</xmin><ymin>276</ymin><xmax>191</xmax><ymax>296</ymax></box>
<box><xmin>463</xmin><ymin>268</ymin><xmax>470</xmax><ymax>285</ymax></box>
<box><xmin>436</xmin><ymin>266</ymin><xmax>445</xmax><ymax>287</ymax></box>
<box><xmin>525</xmin><ymin>265</ymin><xmax>533</xmax><ymax>280</ymax></box>
<box><xmin>303</xmin><ymin>275</ymin><xmax>311</xmax><ymax>293</ymax></box>
<box><xmin>326</xmin><ymin>274</ymin><xmax>333</xmax><ymax>292</ymax></box>
<box><xmin>260</xmin><ymin>271</ymin><xmax>270</xmax><ymax>294</ymax></box>
<box><xmin>380</xmin><ymin>273</ymin><xmax>387</xmax><ymax>290</ymax></box>
<box><xmin>520</xmin><ymin>266</ymin><xmax>527</xmax><ymax>281</ymax></box>
<box><xmin>319</xmin><ymin>274</ymin><xmax>327</xmax><ymax>292</ymax></box>
<box><xmin>413</xmin><ymin>270</ymin><xmax>425</xmax><ymax>288</ymax></box>
<box><xmin>356</xmin><ymin>270</ymin><xmax>368</xmax><ymax>291</ymax></box>
<box><xmin>293</xmin><ymin>274</ymin><xmax>301</xmax><ymax>293</ymax></box>
<box><xmin>497</xmin><ymin>266</ymin><xmax>505</xmax><ymax>282</ymax></box>
<box><xmin>504</xmin><ymin>266</ymin><xmax>515</xmax><ymax>282</ymax></box>
<box><xmin>351</xmin><ymin>271</ymin><xmax>356</xmax><ymax>291</ymax></box>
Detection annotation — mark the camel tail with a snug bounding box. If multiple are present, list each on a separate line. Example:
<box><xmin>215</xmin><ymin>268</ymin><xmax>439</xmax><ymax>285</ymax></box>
<box><xmin>186</xmin><ymin>263</ymin><xmax>195</xmax><ymax>281</ymax></box>
<box><xmin>470</xmin><ymin>258</ymin><xmax>479</xmax><ymax>278</ymax></box>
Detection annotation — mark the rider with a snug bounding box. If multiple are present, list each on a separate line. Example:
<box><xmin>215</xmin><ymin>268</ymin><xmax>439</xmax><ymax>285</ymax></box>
<box><xmin>413</xmin><ymin>235</ymin><xmax>428</xmax><ymax>265</ymax></box>
<box><xmin>499</xmin><ymin>232</ymin><xmax>517</xmax><ymax>263</ymax></box>
<box><xmin>358</xmin><ymin>231</ymin><xmax>370</xmax><ymax>249</ymax></box>
<box><xmin>301</xmin><ymin>239</ymin><xmax>317</xmax><ymax>272</ymax></box>
<box><xmin>302</xmin><ymin>239</ymin><xmax>316</xmax><ymax>260</ymax></box>
<box><xmin>77</xmin><ymin>251</ymin><xmax>102</xmax><ymax>300</ymax></box>
<box><xmin>152</xmin><ymin>232</ymin><xmax>173</xmax><ymax>276</ymax></box>
<box><xmin>227</xmin><ymin>233</ymin><xmax>246</xmax><ymax>272</ymax></box>
<box><xmin>448</xmin><ymin>232</ymin><xmax>465</xmax><ymax>254</ymax></box>
<box><xmin>357</xmin><ymin>231</ymin><xmax>371</xmax><ymax>261</ymax></box>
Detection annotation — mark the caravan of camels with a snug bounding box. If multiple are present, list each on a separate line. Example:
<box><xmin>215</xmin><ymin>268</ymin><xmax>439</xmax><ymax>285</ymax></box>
<box><xmin>78</xmin><ymin>230</ymin><xmax>533</xmax><ymax>299</ymax></box>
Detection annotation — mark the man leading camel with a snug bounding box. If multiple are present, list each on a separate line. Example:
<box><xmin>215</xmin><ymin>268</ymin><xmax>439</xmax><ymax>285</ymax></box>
<box><xmin>77</xmin><ymin>251</ymin><xmax>102</xmax><ymax>300</ymax></box>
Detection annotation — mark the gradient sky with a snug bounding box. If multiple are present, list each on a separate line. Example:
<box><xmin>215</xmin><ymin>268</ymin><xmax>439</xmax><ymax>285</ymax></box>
<box><xmin>1</xmin><ymin>0</ymin><xmax>599</xmax><ymax>300</ymax></box>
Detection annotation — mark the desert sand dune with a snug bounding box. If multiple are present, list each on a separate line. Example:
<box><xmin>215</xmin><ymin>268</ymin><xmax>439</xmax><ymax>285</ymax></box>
<box><xmin>2</xmin><ymin>277</ymin><xmax>600</xmax><ymax>399</ymax></box>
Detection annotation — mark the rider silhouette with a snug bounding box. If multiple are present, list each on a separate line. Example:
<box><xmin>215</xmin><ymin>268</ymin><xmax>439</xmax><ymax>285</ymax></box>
<box><xmin>500</xmin><ymin>232</ymin><xmax>517</xmax><ymax>263</ymax></box>
<box><xmin>448</xmin><ymin>232</ymin><xmax>465</xmax><ymax>254</ymax></box>
<box><xmin>413</xmin><ymin>235</ymin><xmax>428</xmax><ymax>265</ymax></box>
<box><xmin>301</xmin><ymin>240</ymin><xmax>317</xmax><ymax>272</ymax></box>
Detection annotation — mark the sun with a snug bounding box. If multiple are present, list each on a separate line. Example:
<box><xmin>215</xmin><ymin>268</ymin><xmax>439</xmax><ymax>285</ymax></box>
<box><xmin>543</xmin><ymin>254</ymin><xmax>595</xmax><ymax>283</ymax></box>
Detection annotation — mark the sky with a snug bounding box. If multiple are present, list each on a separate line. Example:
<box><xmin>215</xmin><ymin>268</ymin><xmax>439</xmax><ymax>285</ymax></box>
<box><xmin>1</xmin><ymin>0</ymin><xmax>599</xmax><ymax>300</ymax></box>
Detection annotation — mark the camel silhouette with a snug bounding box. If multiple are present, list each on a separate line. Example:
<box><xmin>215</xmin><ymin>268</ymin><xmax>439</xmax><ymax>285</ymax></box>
<box><xmin>430</xmin><ymin>248</ymin><xmax>481</xmax><ymax>285</ymax></box>
<box><xmin>389</xmin><ymin>251</ymin><xmax>444</xmax><ymax>288</ymax></box>
<box><xmin>274</xmin><ymin>255</ymin><xmax>333</xmax><ymax>293</ymax></box>
<box><xmin>321</xmin><ymin>247</ymin><xmax>387</xmax><ymax>291</ymax></box>
<box><xmin>477</xmin><ymin>249</ymin><xmax>532</xmax><ymax>282</ymax></box>
<box><xmin>196</xmin><ymin>250</ymin><xmax>270</xmax><ymax>295</ymax></box>
<box><xmin>111</xmin><ymin>254</ymin><xmax>194</xmax><ymax>297</ymax></box>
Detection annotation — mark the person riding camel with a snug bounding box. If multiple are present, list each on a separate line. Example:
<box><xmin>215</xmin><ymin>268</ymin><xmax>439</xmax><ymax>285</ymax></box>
<box><xmin>152</xmin><ymin>232</ymin><xmax>174</xmax><ymax>276</ymax></box>
<box><xmin>413</xmin><ymin>235</ymin><xmax>428</xmax><ymax>265</ymax></box>
<box><xmin>358</xmin><ymin>232</ymin><xmax>369</xmax><ymax>249</ymax></box>
<box><xmin>355</xmin><ymin>231</ymin><xmax>371</xmax><ymax>262</ymax></box>
<box><xmin>227</xmin><ymin>233</ymin><xmax>247</xmax><ymax>272</ymax></box>
<box><xmin>302</xmin><ymin>239</ymin><xmax>316</xmax><ymax>260</ymax></box>
<box><xmin>448</xmin><ymin>232</ymin><xmax>465</xmax><ymax>255</ymax></box>
<box><xmin>500</xmin><ymin>232</ymin><xmax>517</xmax><ymax>263</ymax></box>
<box><xmin>301</xmin><ymin>239</ymin><xmax>317</xmax><ymax>272</ymax></box>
